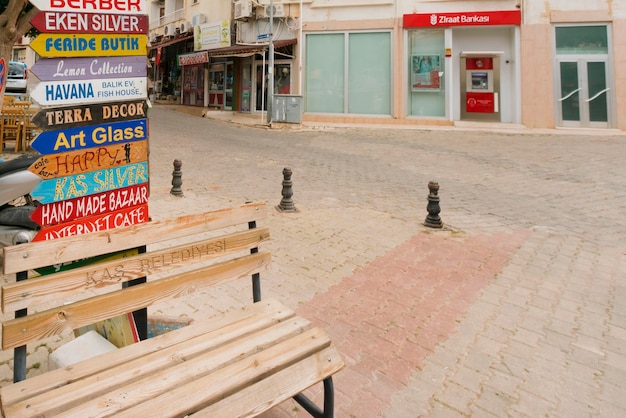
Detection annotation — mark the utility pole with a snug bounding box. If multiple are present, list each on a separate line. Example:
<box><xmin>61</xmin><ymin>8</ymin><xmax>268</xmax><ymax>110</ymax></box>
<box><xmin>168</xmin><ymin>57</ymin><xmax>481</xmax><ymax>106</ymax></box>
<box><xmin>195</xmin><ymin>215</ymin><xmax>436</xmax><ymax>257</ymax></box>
<box><xmin>267</xmin><ymin>0</ymin><xmax>274</xmax><ymax>124</ymax></box>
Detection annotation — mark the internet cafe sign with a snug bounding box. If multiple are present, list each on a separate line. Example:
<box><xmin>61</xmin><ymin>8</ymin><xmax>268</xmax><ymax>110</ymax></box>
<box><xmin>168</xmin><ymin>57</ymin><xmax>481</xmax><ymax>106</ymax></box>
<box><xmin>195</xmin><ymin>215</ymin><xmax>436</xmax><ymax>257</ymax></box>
<box><xmin>194</xmin><ymin>20</ymin><xmax>230</xmax><ymax>51</ymax></box>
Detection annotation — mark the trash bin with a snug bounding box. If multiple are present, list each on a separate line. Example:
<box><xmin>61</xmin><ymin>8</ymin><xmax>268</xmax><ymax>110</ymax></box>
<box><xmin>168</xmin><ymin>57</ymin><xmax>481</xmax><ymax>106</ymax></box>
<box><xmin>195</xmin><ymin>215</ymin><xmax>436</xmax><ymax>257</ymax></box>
<box><xmin>272</xmin><ymin>95</ymin><xmax>303</xmax><ymax>124</ymax></box>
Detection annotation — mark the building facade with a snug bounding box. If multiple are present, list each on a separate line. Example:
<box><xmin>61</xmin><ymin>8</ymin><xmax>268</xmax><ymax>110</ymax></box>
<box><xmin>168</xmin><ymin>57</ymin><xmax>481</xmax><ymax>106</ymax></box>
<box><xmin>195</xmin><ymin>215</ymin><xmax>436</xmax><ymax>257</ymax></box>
<box><xmin>148</xmin><ymin>0</ymin><xmax>626</xmax><ymax>131</ymax></box>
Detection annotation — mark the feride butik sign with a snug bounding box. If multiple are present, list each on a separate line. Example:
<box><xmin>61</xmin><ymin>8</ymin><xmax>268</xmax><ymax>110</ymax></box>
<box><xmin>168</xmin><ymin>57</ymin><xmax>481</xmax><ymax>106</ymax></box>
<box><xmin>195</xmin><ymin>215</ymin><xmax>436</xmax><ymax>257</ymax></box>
<box><xmin>403</xmin><ymin>10</ymin><xmax>521</xmax><ymax>28</ymax></box>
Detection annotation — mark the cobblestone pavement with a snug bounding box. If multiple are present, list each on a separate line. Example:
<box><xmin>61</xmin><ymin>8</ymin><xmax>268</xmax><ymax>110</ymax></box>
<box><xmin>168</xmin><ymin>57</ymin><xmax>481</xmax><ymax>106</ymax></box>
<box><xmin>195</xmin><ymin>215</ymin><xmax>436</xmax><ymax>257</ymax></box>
<box><xmin>1</xmin><ymin>106</ymin><xmax>625</xmax><ymax>417</ymax></box>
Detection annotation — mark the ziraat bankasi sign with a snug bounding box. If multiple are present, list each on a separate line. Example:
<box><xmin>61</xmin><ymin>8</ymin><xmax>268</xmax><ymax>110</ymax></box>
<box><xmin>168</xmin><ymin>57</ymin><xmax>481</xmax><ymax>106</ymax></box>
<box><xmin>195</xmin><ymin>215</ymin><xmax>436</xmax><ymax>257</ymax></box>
<box><xmin>30</xmin><ymin>77</ymin><xmax>147</xmax><ymax>106</ymax></box>
<box><xmin>28</xmin><ymin>0</ymin><xmax>147</xmax><ymax>15</ymax></box>
<box><xmin>31</xmin><ymin>12</ymin><xmax>148</xmax><ymax>34</ymax></box>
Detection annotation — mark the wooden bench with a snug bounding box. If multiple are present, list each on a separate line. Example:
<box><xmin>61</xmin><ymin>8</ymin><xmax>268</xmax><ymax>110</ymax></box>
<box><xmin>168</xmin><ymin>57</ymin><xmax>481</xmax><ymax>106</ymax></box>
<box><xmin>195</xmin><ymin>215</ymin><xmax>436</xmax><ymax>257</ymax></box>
<box><xmin>0</xmin><ymin>202</ymin><xmax>344</xmax><ymax>417</ymax></box>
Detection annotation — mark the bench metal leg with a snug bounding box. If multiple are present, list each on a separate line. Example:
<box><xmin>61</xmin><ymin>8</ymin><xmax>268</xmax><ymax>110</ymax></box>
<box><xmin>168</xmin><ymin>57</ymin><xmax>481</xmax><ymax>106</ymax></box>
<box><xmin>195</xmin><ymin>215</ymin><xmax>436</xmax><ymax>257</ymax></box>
<box><xmin>293</xmin><ymin>377</ymin><xmax>335</xmax><ymax>418</ymax></box>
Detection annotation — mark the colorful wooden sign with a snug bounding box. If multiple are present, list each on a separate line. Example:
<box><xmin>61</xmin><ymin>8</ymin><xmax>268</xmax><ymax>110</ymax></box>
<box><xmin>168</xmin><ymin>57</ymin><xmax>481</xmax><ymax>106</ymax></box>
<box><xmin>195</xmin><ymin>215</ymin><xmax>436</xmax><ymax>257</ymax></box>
<box><xmin>33</xmin><ymin>204</ymin><xmax>149</xmax><ymax>241</ymax></box>
<box><xmin>31</xmin><ymin>100</ymin><xmax>148</xmax><ymax>130</ymax></box>
<box><xmin>30</xmin><ymin>34</ymin><xmax>147</xmax><ymax>58</ymax></box>
<box><xmin>30</xmin><ymin>56</ymin><xmax>146</xmax><ymax>82</ymax></box>
<box><xmin>27</xmin><ymin>0</ymin><xmax>147</xmax><ymax>15</ymax></box>
<box><xmin>30</xmin><ymin>184</ymin><xmax>149</xmax><ymax>226</ymax></box>
<box><xmin>30</xmin><ymin>77</ymin><xmax>147</xmax><ymax>106</ymax></box>
<box><xmin>31</xmin><ymin>119</ymin><xmax>147</xmax><ymax>155</ymax></box>
<box><xmin>0</xmin><ymin>58</ymin><xmax>5</xmax><ymax>105</ymax></box>
<box><xmin>31</xmin><ymin>12</ymin><xmax>148</xmax><ymax>34</ymax></box>
<box><xmin>29</xmin><ymin>140</ymin><xmax>149</xmax><ymax>179</ymax></box>
<box><xmin>31</xmin><ymin>161</ymin><xmax>148</xmax><ymax>204</ymax></box>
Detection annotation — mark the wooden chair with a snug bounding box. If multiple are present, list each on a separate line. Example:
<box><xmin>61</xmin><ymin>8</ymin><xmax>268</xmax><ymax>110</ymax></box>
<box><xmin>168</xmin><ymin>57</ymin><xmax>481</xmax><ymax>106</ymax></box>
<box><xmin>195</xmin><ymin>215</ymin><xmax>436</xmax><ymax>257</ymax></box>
<box><xmin>3</xmin><ymin>95</ymin><xmax>15</xmax><ymax>107</ymax></box>
<box><xmin>0</xmin><ymin>109</ymin><xmax>23</xmax><ymax>151</ymax></box>
<box><xmin>20</xmin><ymin>108</ymin><xmax>39</xmax><ymax>151</ymax></box>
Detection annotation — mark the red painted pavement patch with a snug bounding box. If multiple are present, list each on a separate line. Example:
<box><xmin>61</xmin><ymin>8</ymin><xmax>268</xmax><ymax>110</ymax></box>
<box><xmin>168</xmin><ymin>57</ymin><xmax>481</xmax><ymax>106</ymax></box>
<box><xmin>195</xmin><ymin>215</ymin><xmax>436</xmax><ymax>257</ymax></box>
<box><xmin>295</xmin><ymin>229</ymin><xmax>529</xmax><ymax>417</ymax></box>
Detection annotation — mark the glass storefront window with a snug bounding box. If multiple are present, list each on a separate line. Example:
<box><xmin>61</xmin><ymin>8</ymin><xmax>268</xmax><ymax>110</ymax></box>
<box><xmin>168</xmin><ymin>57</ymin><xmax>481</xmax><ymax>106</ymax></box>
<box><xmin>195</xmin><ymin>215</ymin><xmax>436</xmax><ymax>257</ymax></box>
<box><xmin>407</xmin><ymin>29</ymin><xmax>445</xmax><ymax>118</ymax></box>
<box><xmin>305</xmin><ymin>32</ymin><xmax>391</xmax><ymax>115</ymax></box>
<box><xmin>555</xmin><ymin>26</ymin><xmax>608</xmax><ymax>55</ymax></box>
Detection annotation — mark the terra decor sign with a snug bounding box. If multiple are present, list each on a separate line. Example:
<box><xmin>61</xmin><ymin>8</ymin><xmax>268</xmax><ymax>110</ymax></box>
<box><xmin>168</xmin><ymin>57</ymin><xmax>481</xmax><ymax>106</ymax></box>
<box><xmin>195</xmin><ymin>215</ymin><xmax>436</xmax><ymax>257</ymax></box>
<box><xmin>31</xmin><ymin>100</ymin><xmax>148</xmax><ymax>130</ymax></box>
<box><xmin>403</xmin><ymin>10</ymin><xmax>521</xmax><ymax>28</ymax></box>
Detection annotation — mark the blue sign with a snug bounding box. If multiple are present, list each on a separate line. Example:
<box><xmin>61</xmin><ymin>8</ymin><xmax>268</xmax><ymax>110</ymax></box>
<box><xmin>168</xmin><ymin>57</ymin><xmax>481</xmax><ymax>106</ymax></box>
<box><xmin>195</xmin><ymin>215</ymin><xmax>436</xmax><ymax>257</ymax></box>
<box><xmin>31</xmin><ymin>161</ymin><xmax>148</xmax><ymax>204</ymax></box>
<box><xmin>0</xmin><ymin>59</ymin><xmax>5</xmax><ymax>93</ymax></box>
<box><xmin>31</xmin><ymin>119</ymin><xmax>147</xmax><ymax>155</ymax></box>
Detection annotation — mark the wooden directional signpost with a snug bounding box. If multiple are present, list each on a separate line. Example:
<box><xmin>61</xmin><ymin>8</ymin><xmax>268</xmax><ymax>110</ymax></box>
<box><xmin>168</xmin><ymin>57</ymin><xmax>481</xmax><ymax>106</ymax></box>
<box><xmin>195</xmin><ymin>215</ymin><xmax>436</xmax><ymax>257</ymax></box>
<box><xmin>30</xmin><ymin>56</ymin><xmax>147</xmax><ymax>82</ymax></box>
<box><xmin>30</xmin><ymin>100</ymin><xmax>148</xmax><ymax>129</ymax></box>
<box><xmin>20</xmin><ymin>0</ymin><xmax>151</xmax><ymax>349</ymax></box>
<box><xmin>30</xmin><ymin>12</ymin><xmax>148</xmax><ymax>34</ymax></box>
<box><xmin>29</xmin><ymin>141</ymin><xmax>149</xmax><ymax>179</ymax></box>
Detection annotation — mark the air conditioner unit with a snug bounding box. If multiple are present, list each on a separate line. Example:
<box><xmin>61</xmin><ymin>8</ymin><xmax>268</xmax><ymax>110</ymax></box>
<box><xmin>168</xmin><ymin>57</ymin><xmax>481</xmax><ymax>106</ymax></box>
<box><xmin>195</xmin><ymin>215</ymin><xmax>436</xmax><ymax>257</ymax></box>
<box><xmin>258</xmin><ymin>4</ymin><xmax>285</xmax><ymax>19</ymax></box>
<box><xmin>234</xmin><ymin>0</ymin><xmax>251</xmax><ymax>20</ymax></box>
<box><xmin>164</xmin><ymin>23</ymin><xmax>176</xmax><ymax>37</ymax></box>
<box><xmin>192</xmin><ymin>13</ymin><xmax>207</xmax><ymax>27</ymax></box>
<box><xmin>149</xmin><ymin>33</ymin><xmax>157</xmax><ymax>43</ymax></box>
<box><xmin>180</xmin><ymin>21</ymin><xmax>192</xmax><ymax>34</ymax></box>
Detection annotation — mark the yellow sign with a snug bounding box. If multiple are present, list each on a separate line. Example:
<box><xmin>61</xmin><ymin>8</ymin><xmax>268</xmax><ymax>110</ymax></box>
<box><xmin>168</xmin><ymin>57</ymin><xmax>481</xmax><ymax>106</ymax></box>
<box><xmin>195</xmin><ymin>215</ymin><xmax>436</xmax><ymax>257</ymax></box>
<box><xmin>31</xmin><ymin>34</ymin><xmax>147</xmax><ymax>58</ymax></box>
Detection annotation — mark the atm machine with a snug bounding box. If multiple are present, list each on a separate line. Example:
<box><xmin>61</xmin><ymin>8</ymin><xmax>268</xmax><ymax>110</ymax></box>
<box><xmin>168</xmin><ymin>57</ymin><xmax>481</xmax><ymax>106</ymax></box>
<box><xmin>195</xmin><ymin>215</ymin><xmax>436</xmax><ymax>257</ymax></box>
<box><xmin>460</xmin><ymin>55</ymin><xmax>500</xmax><ymax>122</ymax></box>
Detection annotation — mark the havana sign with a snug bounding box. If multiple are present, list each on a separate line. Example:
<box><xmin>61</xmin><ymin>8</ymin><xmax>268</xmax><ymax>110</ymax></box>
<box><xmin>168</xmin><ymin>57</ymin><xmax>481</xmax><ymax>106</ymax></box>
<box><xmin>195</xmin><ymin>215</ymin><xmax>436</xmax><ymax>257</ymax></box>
<box><xmin>30</xmin><ymin>77</ymin><xmax>147</xmax><ymax>106</ymax></box>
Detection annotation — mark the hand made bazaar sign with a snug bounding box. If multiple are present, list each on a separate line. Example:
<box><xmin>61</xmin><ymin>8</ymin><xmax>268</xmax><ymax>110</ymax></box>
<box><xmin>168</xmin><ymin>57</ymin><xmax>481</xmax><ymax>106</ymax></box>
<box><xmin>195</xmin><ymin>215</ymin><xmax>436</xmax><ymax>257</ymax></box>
<box><xmin>403</xmin><ymin>10</ymin><xmax>521</xmax><ymax>28</ymax></box>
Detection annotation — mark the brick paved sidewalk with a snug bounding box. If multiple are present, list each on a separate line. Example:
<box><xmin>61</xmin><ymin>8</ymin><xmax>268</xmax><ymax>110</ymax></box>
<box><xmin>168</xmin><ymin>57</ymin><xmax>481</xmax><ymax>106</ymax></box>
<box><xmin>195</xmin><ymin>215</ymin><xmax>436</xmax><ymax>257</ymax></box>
<box><xmin>258</xmin><ymin>228</ymin><xmax>529</xmax><ymax>417</ymax></box>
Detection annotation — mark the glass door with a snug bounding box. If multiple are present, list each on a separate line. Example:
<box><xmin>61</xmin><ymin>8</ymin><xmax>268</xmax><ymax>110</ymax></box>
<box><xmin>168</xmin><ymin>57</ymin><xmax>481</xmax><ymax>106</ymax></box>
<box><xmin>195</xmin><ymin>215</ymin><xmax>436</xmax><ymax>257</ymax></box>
<box><xmin>557</xmin><ymin>59</ymin><xmax>609</xmax><ymax>128</ymax></box>
<box><xmin>224</xmin><ymin>62</ymin><xmax>234</xmax><ymax>110</ymax></box>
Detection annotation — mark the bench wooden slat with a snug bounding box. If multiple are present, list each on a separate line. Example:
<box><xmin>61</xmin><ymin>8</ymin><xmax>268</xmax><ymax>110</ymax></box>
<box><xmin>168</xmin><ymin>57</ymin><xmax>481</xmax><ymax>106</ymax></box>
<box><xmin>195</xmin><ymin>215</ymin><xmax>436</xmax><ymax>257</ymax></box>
<box><xmin>2</xmin><ymin>202</ymin><xmax>266</xmax><ymax>274</ymax></box>
<box><xmin>2</xmin><ymin>252</ymin><xmax>271</xmax><ymax>350</ymax></box>
<box><xmin>112</xmin><ymin>328</ymin><xmax>332</xmax><ymax>418</ymax></box>
<box><xmin>5</xmin><ymin>311</ymin><xmax>315</xmax><ymax>417</ymax></box>
<box><xmin>193</xmin><ymin>346</ymin><xmax>344</xmax><ymax>418</ymax></box>
<box><xmin>0</xmin><ymin>299</ymin><xmax>290</xmax><ymax>406</ymax></box>
<box><xmin>1</xmin><ymin>228</ymin><xmax>270</xmax><ymax>313</ymax></box>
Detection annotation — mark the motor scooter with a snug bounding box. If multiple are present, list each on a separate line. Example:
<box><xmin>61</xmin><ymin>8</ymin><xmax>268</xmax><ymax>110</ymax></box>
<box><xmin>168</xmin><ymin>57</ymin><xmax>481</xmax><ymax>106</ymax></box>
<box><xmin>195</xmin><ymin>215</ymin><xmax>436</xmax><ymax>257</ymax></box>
<box><xmin>0</xmin><ymin>155</ymin><xmax>41</xmax><ymax>247</ymax></box>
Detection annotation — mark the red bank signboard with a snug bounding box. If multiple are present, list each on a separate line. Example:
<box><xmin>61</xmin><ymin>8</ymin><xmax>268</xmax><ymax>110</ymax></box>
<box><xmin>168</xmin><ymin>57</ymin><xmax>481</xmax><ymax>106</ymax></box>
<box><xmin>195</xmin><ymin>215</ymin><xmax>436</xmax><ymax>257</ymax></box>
<box><xmin>403</xmin><ymin>10</ymin><xmax>521</xmax><ymax>28</ymax></box>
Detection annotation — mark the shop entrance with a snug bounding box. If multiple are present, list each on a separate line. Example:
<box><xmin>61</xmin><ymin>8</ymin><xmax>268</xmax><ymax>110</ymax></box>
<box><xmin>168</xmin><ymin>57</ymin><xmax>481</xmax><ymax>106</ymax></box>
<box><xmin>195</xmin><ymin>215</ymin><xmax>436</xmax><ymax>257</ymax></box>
<box><xmin>460</xmin><ymin>55</ymin><xmax>501</xmax><ymax>122</ymax></box>
<box><xmin>557</xmin><ymin>58</ymin><xmax>609</xmax><ymax>128</ymax></box>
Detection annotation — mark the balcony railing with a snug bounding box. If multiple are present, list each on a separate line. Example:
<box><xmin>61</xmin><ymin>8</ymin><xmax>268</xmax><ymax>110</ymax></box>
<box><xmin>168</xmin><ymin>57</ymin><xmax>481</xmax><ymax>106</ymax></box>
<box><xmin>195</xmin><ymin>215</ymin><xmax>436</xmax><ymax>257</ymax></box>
<box><xmin>149</xmin><ymin>8</ymin><xmax>185</xmax><ymax>29</ymax></box>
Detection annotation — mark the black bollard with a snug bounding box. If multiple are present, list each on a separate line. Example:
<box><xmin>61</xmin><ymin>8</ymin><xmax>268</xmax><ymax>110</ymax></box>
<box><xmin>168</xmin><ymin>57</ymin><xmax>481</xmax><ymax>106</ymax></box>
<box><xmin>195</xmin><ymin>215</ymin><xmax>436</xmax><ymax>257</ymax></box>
<box><xmin>276</xmin><ymin>167</ymin><xmax>298</xmax><ymax>212</ymax></box>
<box><xmin>170</xmin><ymin>159</ymin><xmax>183</xmax><ymax>197</ymax></box>
<box><xmin>424</xmin><ymin>181</ymin><xmax>443</xmax><ymax>228</ymax></box>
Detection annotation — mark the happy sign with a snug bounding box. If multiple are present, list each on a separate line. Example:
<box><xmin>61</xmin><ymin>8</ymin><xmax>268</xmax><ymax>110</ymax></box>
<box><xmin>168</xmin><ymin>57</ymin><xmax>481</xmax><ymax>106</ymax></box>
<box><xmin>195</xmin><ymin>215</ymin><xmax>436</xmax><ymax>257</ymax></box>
<box><xmin>29</xmin><ymin>140</ymin><xmax>149</xmax><ymax>179</ymax></box>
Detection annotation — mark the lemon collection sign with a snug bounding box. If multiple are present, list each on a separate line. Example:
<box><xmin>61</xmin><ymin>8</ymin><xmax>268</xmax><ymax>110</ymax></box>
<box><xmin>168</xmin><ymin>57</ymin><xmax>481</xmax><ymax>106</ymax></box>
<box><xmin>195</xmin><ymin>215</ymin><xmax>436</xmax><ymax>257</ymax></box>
<box><xmin>28</xmin><ymin>0</ymin><xmax>150</xmax><ymax>238</ymax></box>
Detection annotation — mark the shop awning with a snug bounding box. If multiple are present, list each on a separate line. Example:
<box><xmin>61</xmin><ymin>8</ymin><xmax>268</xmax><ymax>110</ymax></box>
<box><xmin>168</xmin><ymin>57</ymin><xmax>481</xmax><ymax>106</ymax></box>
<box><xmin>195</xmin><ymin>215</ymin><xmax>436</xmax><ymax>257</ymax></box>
<box><xmin>208</xmin><ymin>39</ymin><xmax>297</xmax><ymax>58</ymax></box>
<box><xmin>149</xmin><ymin>34</ymin><xmax>194</xmax><ymax>50</ymax></box>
